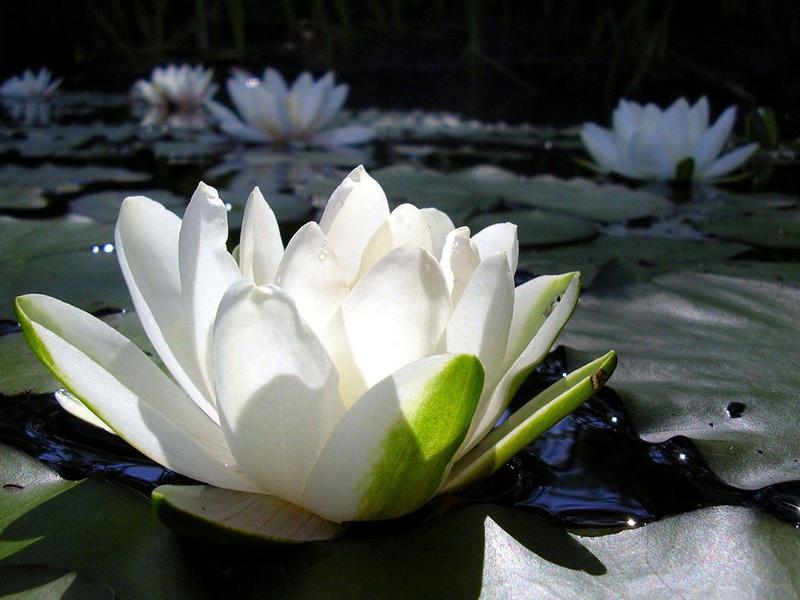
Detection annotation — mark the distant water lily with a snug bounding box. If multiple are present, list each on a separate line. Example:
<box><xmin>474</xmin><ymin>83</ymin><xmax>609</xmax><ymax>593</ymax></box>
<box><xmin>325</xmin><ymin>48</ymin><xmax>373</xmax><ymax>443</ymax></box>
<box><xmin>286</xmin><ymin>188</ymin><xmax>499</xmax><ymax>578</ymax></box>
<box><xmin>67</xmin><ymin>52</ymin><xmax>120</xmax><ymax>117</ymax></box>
<box><xmin>0</xmin><ymin>68</ymin><xmax>61</xmax><ymax>125</ymax></box>
<box><xmin>17</xmin><ymin>166</ymin><xmax>613</xmax><ymax>536</ymax></box>
<box><xmin>581</xmin><ymin>97</ymin><xmax>758</xmax><ymax>181</ymax></box>
<box><xmin>207</xmin><ymin>69</ymin><xmax>374</xmax><ymax>147</ymax></box>
<box><xmin>133</xmin><ymin>64</ymin><xmax>217</xmax><ymax>110</ymax></box>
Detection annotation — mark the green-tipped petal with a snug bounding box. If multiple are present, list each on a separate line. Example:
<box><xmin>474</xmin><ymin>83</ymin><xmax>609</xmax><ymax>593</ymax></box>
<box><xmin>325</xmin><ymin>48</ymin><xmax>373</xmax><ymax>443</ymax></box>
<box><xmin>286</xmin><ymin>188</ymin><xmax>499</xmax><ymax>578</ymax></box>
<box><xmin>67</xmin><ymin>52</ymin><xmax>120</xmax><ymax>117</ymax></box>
<box><xmin>153</xmin><ymin>485</ymin><xmax>343</xmax><ymax>545</ymax></box>
<box><xmin>302</xmin><ymin>354</ymin><xmax>484</xmax><ymax>523</ymax></box>
<box><xmin>441</xmin><ymin>351</ymin><xmax>616</xmax><ymax>493</ymax></box>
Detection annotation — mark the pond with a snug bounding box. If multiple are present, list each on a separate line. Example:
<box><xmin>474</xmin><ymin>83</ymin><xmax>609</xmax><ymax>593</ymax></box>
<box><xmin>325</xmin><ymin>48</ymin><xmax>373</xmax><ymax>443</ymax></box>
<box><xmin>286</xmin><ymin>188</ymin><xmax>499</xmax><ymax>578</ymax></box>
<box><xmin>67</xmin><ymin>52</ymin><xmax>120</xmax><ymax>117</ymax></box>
<box><xmin>0</xmin><ymin>90</ymin><xmax>799</xmax><ymax>599</ymax></box>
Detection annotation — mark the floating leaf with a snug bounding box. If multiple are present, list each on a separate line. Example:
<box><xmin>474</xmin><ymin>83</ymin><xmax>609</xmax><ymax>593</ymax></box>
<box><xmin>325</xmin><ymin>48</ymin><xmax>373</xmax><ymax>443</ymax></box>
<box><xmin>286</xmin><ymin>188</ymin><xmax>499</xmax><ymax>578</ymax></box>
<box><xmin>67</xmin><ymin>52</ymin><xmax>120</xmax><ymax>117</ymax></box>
<box><xmin>0</xmin><ymin>186</ymin><xmax>48</xmax><ymax>210</ymax></box>
<box><xmin>0</xmin><ymin>164</ymin><xmax>148</xmax><ymax>194</ymax></box>
<box><xmin>0</xmin><ymin>564</ymin><xmax>114</xmax><ymax>599</ymax></box>
<box><xmin>469</xmin><ymin>210</ymin><xmax>597</xmax><ymax>247</ymax></box>
<box><xmin>700</xmin><ymin>212</ymin><xmax>800</xmax><ymax>249</ymax></box>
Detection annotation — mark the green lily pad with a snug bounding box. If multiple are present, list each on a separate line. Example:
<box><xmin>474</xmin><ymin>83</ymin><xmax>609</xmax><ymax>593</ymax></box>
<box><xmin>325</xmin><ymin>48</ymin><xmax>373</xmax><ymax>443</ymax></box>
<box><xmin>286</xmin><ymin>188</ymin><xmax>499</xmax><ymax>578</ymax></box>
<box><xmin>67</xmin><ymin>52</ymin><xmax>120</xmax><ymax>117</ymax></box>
<box><xmin>0</xmin><ymin>565</ymin><xmax>113</xmax><ymax>599</ymax></box>
<box><xmin>562</xmin><ymin>272</ymin><xmax>800</xmax><ymax>489</ymax></box>
<box><xmin>0</xmin><ymin>164</ymin><xmax>149</xmax><ymax>194</ymax></box>
<box><xmin>497</xmin><ymin>175</ymin><xmax>673</xmax><ymax>222</ymax></box>
<box><xmin>0</xmin><ymin>186</ymin><xmax>48</xmax><ymax>210</ymax></box>
<box><xmin>700</xmin><ymin>212</ymin><xmax>800</xmax><ymax>249</ymax></box>
<box><xmin>0</xmin><ymin>311</ymin><xmax>151</xmax><ymax>396</ymax></box>
<box><xmin>0</xmin><ymin>445</ymin><xmax>202</xmax><ymax>600</ymax></box>
<box><xmin>518</xmin><ymin>235</ymin><xmax>749</xmax><ymax>286</ymax></box>
<box><xmin>680</xmin><ymin>188</ymin><xmax>797</xmax><ymax>219</ymax></box>
<box><xmin>469</xmin><ymin>210</ymin><xmax>597</xmax><ymax>247</ymax></box>
<box><xmin>225</xmin><ymin>504</ymin><xmax>799</xmax><ymax>599</ymax></box>
<box><xmin>693</xmin><ymin>260</ymin><xmax>800</xmax><ymax>286</ymax></box>
<box><xmin>70</xmin><ymin>189</ymin><xmax>185</xmax><ymax>223</ymax></box>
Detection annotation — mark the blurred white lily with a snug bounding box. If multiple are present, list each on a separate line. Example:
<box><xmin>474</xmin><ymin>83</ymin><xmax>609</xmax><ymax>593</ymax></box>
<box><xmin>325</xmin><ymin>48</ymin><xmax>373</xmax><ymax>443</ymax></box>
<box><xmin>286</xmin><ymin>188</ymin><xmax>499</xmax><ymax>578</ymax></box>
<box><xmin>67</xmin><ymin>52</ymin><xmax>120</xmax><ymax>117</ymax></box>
<box><xmin>133</xmin><ymin>64</ymin><xmax>217</xmax><ymax>110</ymax></box>
<box><xmin>0</xmin><ymin>68</ymin><xmax>61</xmax><ymax>125</ymax></box>
<box><xmin>17</xmin><ymin>166</ymin><xmax>614</xmax><ymax>539</ymax></box>
<box><xmin>581</xmin><ymin>97</ymin><xmax>758</xmax><ymax>181</ymax></box>
<box><xmin>207</xmin><ymin>69</ymin><xmax>374</xmax><ymax>147</ymax></box>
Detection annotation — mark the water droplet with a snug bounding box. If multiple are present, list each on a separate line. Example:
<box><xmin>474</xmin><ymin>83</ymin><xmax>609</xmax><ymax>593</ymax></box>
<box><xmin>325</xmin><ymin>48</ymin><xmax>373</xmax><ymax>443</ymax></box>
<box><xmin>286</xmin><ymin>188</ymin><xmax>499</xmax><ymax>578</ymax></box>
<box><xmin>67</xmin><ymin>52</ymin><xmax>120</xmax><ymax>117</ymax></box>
<box><xmin>610</xmin><ymin>416</ymin><xmax>619</xmax><ymax>424</ymax></box>
<box><xmin>678</xmin><ymin>453</ymin><xmax>687</xmax><ymax>461</ymax></box>
<box><xmin>318</xmin><ymin>252</ymin><xmax>327</xmax><ymax>261</ymax></box>
<box><xmin>224</xmin><ymin>202</ymin><xmax>232</xmax><ymax>211</ymax></box>
<box><xmin>726</xmin><ymin>402</ymin><xmax>746</xmax><ymax>419</ymax></box>
<box><xmin>102</xmin><ymin>243</ymin><xmax>114</xmax><ymax>254</ymax></box>
<box><xmin>625</xmin><ymin>517</ymin><xmax>637</xmax><ymax>527</ymax></box>
<box><xmin>91</xmin><ymin>245</ymin><xmax>100</xmax><ymax>254</ymax></box>
<box><xmin>335</xmin><ymin>200</ymin><xmax>344</xmax><ymax>209</ymax></box>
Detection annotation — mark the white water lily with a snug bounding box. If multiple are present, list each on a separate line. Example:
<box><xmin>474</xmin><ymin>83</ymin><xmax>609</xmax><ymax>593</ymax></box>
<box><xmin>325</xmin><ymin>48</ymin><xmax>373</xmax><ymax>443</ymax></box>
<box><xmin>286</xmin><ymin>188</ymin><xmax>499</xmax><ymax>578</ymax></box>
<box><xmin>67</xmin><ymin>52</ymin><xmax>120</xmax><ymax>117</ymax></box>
<box><xmin>207</xmin><ymin>69</ymin><xmax>374</xmax><ymax>147</ymax></box>
<box><xmin>0</xmin><ymin>68</ymin><xmax>61</xmax><ymax>125</ymax></box>
<box><xmin>133</xmin><ymin>64</ymin><xmax>217</xmax><ymax>110</ymax></box>
<box><xmin>581</xmin><ymin>97</ymin><xmax>758</xmax><ymax>181</ymax></box>
<box><xmin>17</xmin><ymin>166</ymin><xmax>614</xmax><ymax>539</ymax></box>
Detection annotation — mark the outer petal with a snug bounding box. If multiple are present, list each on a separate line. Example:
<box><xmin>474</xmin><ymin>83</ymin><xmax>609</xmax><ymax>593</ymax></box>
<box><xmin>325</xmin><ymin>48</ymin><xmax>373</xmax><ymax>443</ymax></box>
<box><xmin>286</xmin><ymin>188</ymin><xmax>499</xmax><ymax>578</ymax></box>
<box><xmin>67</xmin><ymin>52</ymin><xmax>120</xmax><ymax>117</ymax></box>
<box><xmin>302</xmin><ymin>353</ymin><xmax>484</xmax><ymax>522</ymax></box>
<box><xmin>15</xmin><ymin>294</ymin><xmax>257</xmax><ymax>492</ymax></box>
<box><xmin>440</xmin><ymin>227</ymin><xmax>481</xmax><ymax>305</ymax></box>
<box><xmin>440</xmin><ymin>254</ymin><xmax>514</xmax><ymax>382</ymax></box>
<box><xmin>275</xmin><ymin>222</ymin><xmax>349</xmax><ymax>336</ymax></box>
<box><xmin>310</xmin><ymin>125</ymin><xmax>375</xmax><ymax>147</ymax></box>
<box><xmin>179</xmin><ymin>183</ymin><xmax>242</xmax><ymax>404</ymax></box>
<box><xmin>115</xmin><ymin>195</ymin><xmax>215</xmax><ymax>420</ymax></box>
<box><xmin>214</xmin><ymin>282</ymin><xmax>345</xmax><ymax>505</ymax></box>
<box><xmin>318</xmin><ymin>166</ymin><xmax>390</xmax><ymax>282</ymax></box>
<box><xmin>691</xmin><ymin>106</ymin><xmax>737</xmax><ymax>172</ymax></box>
<box><xmin>206</xmin><ymin>99</ymin><xmax>272</xmax><ymax>143</ymax></box>
<box><xmin>357</xmin><ymin>203</ymin><xmax>434</xmax><ymax>278</ymax></box>
<box><xmin>239</xmin><ymin>187</ymin><xmax>284</xmax><ymax>285</ymax></box>
<box><xmin>420</xmin><ymin>207</ymin><xmax>455</xmax><ymax>260</ymax></box>
<box><xmin>457</xmin><ymin>271</ymin><xmax>581</xmax><ymax>457</ymax></box>
<box><xmin>700</xmin><ymin>143</ymin><xmax>758</xmax><ymax>180</ymax></box>
<box><xmin>312</xmin><ymin>82</ymin><xmax>348</xmax><ymax>130</ymax></box>
<box><xmin>580</xmin><ymin>123</ymin><xmax>619</xmax><ymax>171</ymax></box>
<box><xmin>471</xmin><ymin>222</ymin><xmax>519</xmax><ymax>274</ymax></box>
<box><xmin>325</xmin><ymin>246</ymin><xmax>452</xmax><ymax>406</ymax></box>
<box><xmin>688</xmin><ymin>96</ymin><xmax>710</xmax><ymax>145</ymax></box>
<box><xmin>55</xmin><ymin>389</ymin><xmax>115</xmax><ymax>434</ymax></box>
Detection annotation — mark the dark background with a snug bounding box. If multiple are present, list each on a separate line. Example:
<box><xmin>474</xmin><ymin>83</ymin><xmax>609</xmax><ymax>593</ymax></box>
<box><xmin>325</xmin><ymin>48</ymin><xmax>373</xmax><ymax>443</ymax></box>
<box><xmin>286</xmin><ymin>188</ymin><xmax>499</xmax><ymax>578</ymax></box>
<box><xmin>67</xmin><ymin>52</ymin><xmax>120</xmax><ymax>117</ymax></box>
<box><xmin>1</xmin><ymin>0</ymin><xmax>799</xmax><ymax>126</ymax></box>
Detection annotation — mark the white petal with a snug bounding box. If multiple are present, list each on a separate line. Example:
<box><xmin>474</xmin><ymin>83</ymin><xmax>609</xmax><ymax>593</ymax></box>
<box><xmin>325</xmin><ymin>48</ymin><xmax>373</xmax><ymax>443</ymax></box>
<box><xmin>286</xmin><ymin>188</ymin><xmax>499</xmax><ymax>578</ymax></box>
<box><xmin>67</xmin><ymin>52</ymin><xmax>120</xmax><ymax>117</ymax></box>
<box><xmin>239</xmin><ymin>187</ymin><xmax>283</xmax><ymax>285</ymax></box>
<box><xmin>310</xmin><ymin>125</ymin><xmax>375</xmax><ymax>147</ymax></box>
<box><xmin>329</xmin><ymin>246</ymin><xmax>452</xmax><ymax>406</ymax></box>
<box><xmin>692</xmin><ymin>106</ymin><xmax>737</xmax><ymax>172</ymax></box>
<box><xmin>214</xmin><ymin>282</ymin><xmax>345</xmax><ymax>505</ymax></box>
<box><xmin>457</xmin><ymin>272</ymin><xmax>581</xmax><ymax>457</ymax></box>
<box><xmin>312</xmin><ymin>82</ymin><xmax>348</xmax><ymax>130</ymax></box>
<box><xmin>55</xmin><ymin>389</ymin><xmax>115</xmax><ymax>434</ymax></box>
<box><xmin>688</xmin><ymin>96</ymin><xmax>710</xmax><ymax>145</ymax></box>
<box><xmin>420</xmin><ymin>207</ymin><xmax>455</xmax><ymax>260</ymax></box>
<box><xmin>16</xmin><ymin>294</ymin><xmax>257</xmax><ymax>492</ymax></box>
<box><xmin>612</xmin><ymin>100</ymin><xmax>641</xmax><ymax>142</ymax></box>
<box><xmin>206</xmin><ymin>99</ymin><xmax>271</xmax><ymax>143</ymax></box>
<box><xmin>357</xmin><ymin>203</ymin><xmax>433</xmax><ymax>278</ymax></box>
<box><xmin>179</xmin><ymin>183</ymin><xmax>242</xmax><ymax>405</ymax></box>
<box><xmin>115</xmin><ymin>195</ymin><xmax>215</xmax><ymax>420</ymax></box>
<box><xmin>440</xmin><ymin>227</ymin><xmax>481</xmax><ymax>305</ymax></box>
<box><xmin>318</xmin><ymin>166</ymin><xmax>390</xmax><ymax>282</ymax></box>
<box><xmin>275</xmin><ymin>222</ymin><xmax>349</xmax><ymax>336</ymax></box>
<box><xmin>302</xmin><ymin>353</ymin><xmax>484</xmax><ymax>522</ymax></box>
<box><xmin>700</xmin><ymin>143</ymin><xmax>758</xmax><ymax>180</ymax></box>
<box><xmin>580</xmin><ymin>123</ymin><xmax>619</xmax><ymax>171</ymax></box>
<box><xmin>471</xmin><ymin>222</ymin><xmax>519</xmax><ymax>274</ymax></box>
<box><xmin>441</xmin><ymin>254</ymin><xmax>514</xmax><ymax>381</ymax></box>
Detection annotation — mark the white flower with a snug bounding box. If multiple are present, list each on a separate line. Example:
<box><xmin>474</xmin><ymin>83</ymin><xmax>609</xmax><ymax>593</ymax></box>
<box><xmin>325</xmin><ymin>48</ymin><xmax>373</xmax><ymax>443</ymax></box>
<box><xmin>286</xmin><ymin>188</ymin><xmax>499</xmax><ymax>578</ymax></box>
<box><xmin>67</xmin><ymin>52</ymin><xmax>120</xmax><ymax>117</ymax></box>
<box><xmin>0</xmin><ymin>68</ymin><xmax>61</xmax><ymax>99</ymax></box>
<box><xmin>207</xmin><ymin>69</ymin><xmax>374</xmax><ymax>147</ymax></box>
<box><xmin>17</xmin><ymin>166</ymin><xmax>614</xmax><ymax>535</ymax></box>
<box><xmin>581</xmin><ymin>97</ymin><xmax>758</xmax><ymax>181</ymax></box>
<box><xmin>133</xmin><ymin>64</ymin><xmax>217</xmax><ymax>110</ymax></box>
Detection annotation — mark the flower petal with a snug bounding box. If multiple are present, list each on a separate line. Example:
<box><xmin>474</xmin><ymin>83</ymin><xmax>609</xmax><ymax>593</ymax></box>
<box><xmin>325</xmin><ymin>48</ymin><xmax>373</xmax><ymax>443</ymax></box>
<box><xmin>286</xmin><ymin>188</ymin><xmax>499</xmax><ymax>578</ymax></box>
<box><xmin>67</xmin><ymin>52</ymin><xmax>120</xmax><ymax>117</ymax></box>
<box><xmin>330</xmin><ymin>246</ymin><xmax>452</xmax><ymax>405</ymax></box>
<box><xmin>440</xmin><ymin>254</ymin><xmax>514</xmax><ymax>381</ymax></box>
<box><xmin>420</xmin><ymin>207</ymin><xmax>455</xmax><ymax>260</ymax></box>
<box><xmin>580</xmin><ymin>123</ymin><xmax>619</xmax><ymax>171</ymax></box>
<box><xmin>238</xmin><ymin>187</ymin><xmax>284</xmax><ymax>285</ymax></box>
<box><xmin>442</xmin><ymin>351</ymin><xmax>616</xmax><ymax>492</ymax></box>
<box><xmin>688</xmin><ymin>96</ymin><xmax>710</xmax><ymax>145</ymax></box>
<box><xmin>55</xmin><ymin>389</ymin><xmax>115</xmax><ymax>434</ymax></box>
<box><xmin>275</xmin><ymin>222</ymin><xmax>349</xmax><ymax>336</ymax></box>
<box><xmin>700</xmin><ymin>143</ymin><xmax>758</xmax><ymax>180</ymax></box>
<box><xmin>357</xmin><ymin>203</ymin><xmax>433</xmax><ymax>278</ymax></box>
<box><xmin>206</xmin><ymin>99</ymin><xmax>272</xmax><ymax>143</ymax></box>
<box><xmin>214</xmin><ymin>282</ymin><xmax>345</xmax><ymax>505</ymax></box>
<box><xmin>115</xmin><ymin>195</ymin><xmax>215</xmax><ymax>420</ymax></box>
<box><xmin>15</xmin><ymin>294</ymin><xmax>257</xmax><ymax>492</ymax></box>
<box><xmin>471</xmin><ymin>222</ymin><xmax>519</xmax><ymax>274</ymax></box>
<box><xmin>179</xmin><ymin>183</ymin><xmax>242</xmax><ymax>406</ymax></box>
<box><xmin>691</xmin><ymin>106</ymin><xmax>737</xmax><ymax>172</ymax></box>
<box><xmin>318</xmin><ymin>166</ymin><xmax>390</xmax><ymax>283</ymax></box>
<box><xmin>302</xmin><ymin>353</ymin><xmax>484</xmax><ymax>522</ymax></box>
<box><xmin>440</xmin><ymin>227</ymin><xmax>480</xmax><ymax>304</ymax></box>
<box><xmin>153</xmin><ymin>484</ymin><xmax>343</xmax><ymax>543</ymax></box>
<box><xmin>457</xmin><ymin>271</ymin><xmax>580</xmax><ymax>457</ymax></box>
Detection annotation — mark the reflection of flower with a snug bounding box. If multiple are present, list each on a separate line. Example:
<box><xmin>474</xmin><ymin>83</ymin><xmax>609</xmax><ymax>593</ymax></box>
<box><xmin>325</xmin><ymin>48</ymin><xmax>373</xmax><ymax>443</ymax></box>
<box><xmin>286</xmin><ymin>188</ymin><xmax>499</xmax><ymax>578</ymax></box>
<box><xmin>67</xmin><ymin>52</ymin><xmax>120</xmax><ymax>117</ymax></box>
<box><xmin>17</xmin><ymin>166</ymin><xmax>614</xmax><ymax>528</ymax></box>
<box><xmin>207</xmin><ymin>69</ymin><xmax>374</xmax><ymax>147</ymax></box>
<box><xmin>133</xmin><ymin>64</ymin><xmax>217</xmax><ymax>111</ymax></box>
<box><xmin>139</xmin><ymin>106</ymin><xmax>211</xmax><ymax>130</ymax></box>
<box><xmin>0</xmin><ymin>68</ymin><xmax>61</xmax><ymax>125</ymax></box>
<box><xmin>581</xmin><ymin>97</ymin><xmax>758</xmax><ymax>181</ymax></box>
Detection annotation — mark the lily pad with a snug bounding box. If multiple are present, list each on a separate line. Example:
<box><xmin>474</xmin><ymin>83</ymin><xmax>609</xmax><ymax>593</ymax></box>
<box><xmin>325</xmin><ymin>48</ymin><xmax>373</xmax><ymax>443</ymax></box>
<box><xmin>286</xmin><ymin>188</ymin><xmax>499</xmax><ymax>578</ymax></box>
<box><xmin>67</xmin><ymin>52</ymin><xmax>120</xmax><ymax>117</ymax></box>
<box><xmin>562</xmin><ymin>272</ymin><xmax>800</xmax><ymax>489</ymax></box>
<box><xmin>518</xmin><ymin>235</ymin><xmax>748</xmax><ymax>286</ymax></box>
<box><xmin>700</xmin><ymin>212</ymin><xmax>800</xmax><ymax>249</ymax></box>
<box><xmin>469</xmin><ymin>210</ymin><xmax>597</xmax><ymax>247</ymax></box>
<box><xmin>0</xmin><ymin>186</ymin><xmax>48</xmax><ymax>210</ymax></box>
<box><xmin>0</xmin><ymin>445</ymin><xmax>202</xmax><ymax>599</ymax></box>
<box><xmin>225</xmin><ymin>504</ymin><xmax>799</xmax><ymax>599</ymax></box>
<box><xmin>0</xmin><ymin>565</ymin><xmax>113</xmax><ymax>599</ymax></box>
<box><xmin>70</xmin><ymin>189</ymin><xmax>185</xmax><ymax>223</ymax></box>
<box><xmin>0</xmin><ymin>164</ymin><xmax>149</xmax><ymax>194</ymax></box>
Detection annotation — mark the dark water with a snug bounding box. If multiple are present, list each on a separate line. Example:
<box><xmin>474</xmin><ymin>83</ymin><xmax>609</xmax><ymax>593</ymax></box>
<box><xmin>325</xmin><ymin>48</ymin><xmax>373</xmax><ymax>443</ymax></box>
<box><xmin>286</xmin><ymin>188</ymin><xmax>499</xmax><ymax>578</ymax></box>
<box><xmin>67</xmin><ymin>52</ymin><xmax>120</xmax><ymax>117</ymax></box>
<box><xmin>2</xmin><ymin>343</ymin><xmax>798</xmax><ymax>532</ymax></box>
